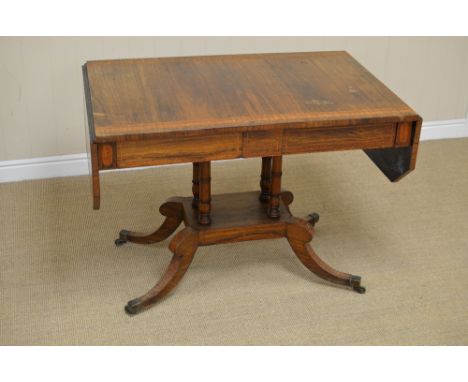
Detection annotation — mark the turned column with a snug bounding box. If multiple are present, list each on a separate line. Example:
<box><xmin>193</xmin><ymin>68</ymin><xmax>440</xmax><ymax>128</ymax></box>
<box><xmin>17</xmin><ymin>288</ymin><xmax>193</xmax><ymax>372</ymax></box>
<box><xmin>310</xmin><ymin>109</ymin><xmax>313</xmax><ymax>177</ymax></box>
<box><xmin>267</xmin><ymin>156</ymin><xmax>282</xmax><ymax>218</ymax></box>
<box><xmin>198</xmin><ymin>161</ymin><xmax>211</xmax><ymax>225</ymax></box>
<box><xmin>259</xmin><ymin>157</ymin><xmax>272</xmax><ymax>202</ymax></box>
<box><xmin>192</xmin><ymin>162</ymin><xmax>200</xmax><ymax>208</ymax></box>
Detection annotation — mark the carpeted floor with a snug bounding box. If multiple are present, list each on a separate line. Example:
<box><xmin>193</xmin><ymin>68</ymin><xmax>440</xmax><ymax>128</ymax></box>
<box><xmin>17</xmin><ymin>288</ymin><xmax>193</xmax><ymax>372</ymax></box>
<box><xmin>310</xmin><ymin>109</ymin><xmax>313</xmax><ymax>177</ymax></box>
<box><xmin>1</xmin><ymin>139</ymin><xmax>467</xmax><ymax>345</ymax></box>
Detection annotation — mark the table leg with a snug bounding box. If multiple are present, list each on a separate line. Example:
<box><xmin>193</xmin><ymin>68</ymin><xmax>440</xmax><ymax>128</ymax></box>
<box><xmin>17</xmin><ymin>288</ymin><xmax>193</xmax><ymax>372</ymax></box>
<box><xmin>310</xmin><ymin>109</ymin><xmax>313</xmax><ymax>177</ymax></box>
<box><xmin>115</xmin><ymin>201</ymin><xmax>184</xmax><ymax>245</ymax></box>
<box><xmin>267</xmin><ymin>156</ymin><xmax>282</xmax><ymax>218</ymax></box>
<box><xmin>118</xmin><ymin>191</ymin><xmax>364</xmax><ymax>314</ymax></box>
<box><xmin>286</xmin><ymin>218</ymin><xmax>366</xmax><ymax>293</ymax></box>
<box><xmin>125</xmin><ymin>227</ymin><xmax>199</xmax><ymax>315</ymax></box>
<box><xmin>114</xmin><ymin>155</ymin><xmax>365</xmax><ymax>314</ymax></box>
<box><xmin>192</xmin><ymin>162</ymin><xmax>200</xmax><ymax>208</ymax></box>
<box><xmin>198</xmin><ymin>161</ymin><xmax>211</xmax><ymax>225</ymax></box>
<box><xmin>259</xmin><ymin>157</ymin><xmax>272</xmax><ymax>202</ymax></box>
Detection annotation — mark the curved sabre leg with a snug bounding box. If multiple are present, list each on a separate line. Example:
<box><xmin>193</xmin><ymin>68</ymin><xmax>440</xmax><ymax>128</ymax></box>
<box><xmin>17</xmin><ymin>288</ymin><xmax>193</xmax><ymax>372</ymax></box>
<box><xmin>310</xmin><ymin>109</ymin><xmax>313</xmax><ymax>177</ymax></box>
<box><xmin>125</xmin><ymin>227</ymin><xmax>199</xmax><ymax>314</ymax></box>
<box><xmin>115</xmin><ymin>201</ymin><xmax>184</xmax><ymax>246</ymax></box>
<box><xmin>286</xmin><ymin>218</ymin><xmax>366</xmax><ymax>293</ymax></box>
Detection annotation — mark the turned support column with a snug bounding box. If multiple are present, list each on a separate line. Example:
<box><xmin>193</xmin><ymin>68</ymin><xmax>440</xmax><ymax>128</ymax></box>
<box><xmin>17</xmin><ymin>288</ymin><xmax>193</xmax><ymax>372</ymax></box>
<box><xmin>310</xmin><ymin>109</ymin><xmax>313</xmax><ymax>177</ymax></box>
<box><xmin>259</xmin><ymin>157</ymin><xmax>272</xmax><ymax>202</ymax></box>
<box><xmin>267</xmin><ymin>156</ymin><xmax>282</xmax><ymax>218</ymax></box>
<box><xmin>192</xmin><ymin>162</ymin><xmax>200</xmax><ymax>208</ymax></box>
<box><xmin>198</xmin><ymin>161</ymin><xmax>211</xmax><ymax>225</ymax></box>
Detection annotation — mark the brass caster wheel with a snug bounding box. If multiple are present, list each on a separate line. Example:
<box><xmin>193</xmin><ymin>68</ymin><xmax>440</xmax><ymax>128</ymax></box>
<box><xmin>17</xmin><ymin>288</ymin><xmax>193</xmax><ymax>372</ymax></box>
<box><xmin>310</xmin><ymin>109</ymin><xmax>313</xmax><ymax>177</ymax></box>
<box><xmin>353</xmin><ymin>285</ymin><xmax>366</xmax><ymax>294</ymax></box>
<box><xmin>349</xmin><ymin>275</ymin><xmax>366</xmax><ymax>294</ymax></box>
<box><xmin>125</xmin><ymin>298</ymin><xmax>141</xmax><ymax>315</ymax></box>
<box><xmin>115</xmin><ymin>229</ymin><xmax>129</xmax><ymax>246</ymax></box>
<box><xmin>307</xmin><ymin>212</ymin><xmax>320</xmax><ymax>227</ymax></box>
<box><xmin>114</xmin><ymin>238</ymin><xmax>127</xmax><ymax>246</ymax></box>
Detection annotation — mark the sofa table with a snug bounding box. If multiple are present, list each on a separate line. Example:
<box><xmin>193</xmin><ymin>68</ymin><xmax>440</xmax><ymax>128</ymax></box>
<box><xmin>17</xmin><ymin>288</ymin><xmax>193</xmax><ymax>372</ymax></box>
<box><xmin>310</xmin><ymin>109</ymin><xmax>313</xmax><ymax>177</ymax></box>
<box><xmin>82</xmin><ymin>51</ymin><xmax>422</xmax><ymax>315</ymax></box>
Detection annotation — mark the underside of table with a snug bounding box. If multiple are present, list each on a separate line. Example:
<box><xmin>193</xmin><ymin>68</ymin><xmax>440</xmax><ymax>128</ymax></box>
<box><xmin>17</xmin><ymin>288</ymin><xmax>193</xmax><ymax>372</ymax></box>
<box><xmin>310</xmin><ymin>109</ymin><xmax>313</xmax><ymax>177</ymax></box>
<box><xmin>115</xmin><ymin>156</ymin><xmax>366</xmax><ymax>315</ymax></box>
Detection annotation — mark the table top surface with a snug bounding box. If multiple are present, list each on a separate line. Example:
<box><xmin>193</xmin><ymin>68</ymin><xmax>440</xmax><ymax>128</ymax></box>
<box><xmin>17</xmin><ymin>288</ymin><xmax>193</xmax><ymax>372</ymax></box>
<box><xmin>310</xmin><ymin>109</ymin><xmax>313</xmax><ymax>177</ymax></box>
<box><xmin>84</xmin><ymin>51</ymin><xmax>418</xmax><ymax>141</ymax></box>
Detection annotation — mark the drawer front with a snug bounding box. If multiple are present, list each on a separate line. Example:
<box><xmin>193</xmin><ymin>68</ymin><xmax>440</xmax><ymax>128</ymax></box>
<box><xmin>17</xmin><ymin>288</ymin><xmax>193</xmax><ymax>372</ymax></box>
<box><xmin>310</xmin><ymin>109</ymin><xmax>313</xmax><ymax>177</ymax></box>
<box><xmin>283</xmin><ymin>124</ymin><xmax>396</xmax><ymax>154</ymax></box>
<box><xmin>243</xmin><ymin>130</ymin><xmax>282</xmax><ymax>157</ymax></box>
<box><xmin>116</xmin><ymin>133</ymin><xmax>242</xmax><ymax>168</ymax></box>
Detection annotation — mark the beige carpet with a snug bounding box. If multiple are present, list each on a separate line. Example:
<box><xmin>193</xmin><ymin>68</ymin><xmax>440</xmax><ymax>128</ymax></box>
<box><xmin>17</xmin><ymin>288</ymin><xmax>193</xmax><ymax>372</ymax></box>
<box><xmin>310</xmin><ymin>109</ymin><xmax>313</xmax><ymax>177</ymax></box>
<box><xmin>1</xmin><ymin>139</ymin><xmax>468</xmax><ymax>345</ymax></box>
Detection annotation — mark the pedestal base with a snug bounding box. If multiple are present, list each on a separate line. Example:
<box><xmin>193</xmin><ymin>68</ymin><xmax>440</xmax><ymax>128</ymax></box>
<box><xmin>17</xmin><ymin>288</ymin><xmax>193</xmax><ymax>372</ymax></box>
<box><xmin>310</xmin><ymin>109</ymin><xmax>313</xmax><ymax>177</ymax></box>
<box><xmin>116</xmin><ymin>190</ymin><xmax>365</xmax><ymax>315</ymax></box>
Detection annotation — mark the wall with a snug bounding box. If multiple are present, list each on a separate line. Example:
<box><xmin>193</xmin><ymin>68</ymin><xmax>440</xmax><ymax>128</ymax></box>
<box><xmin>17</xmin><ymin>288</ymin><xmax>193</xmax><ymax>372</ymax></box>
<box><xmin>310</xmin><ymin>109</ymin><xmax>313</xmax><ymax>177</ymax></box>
<box><xmin>1</xmin><ymin>36</ymin><xmax>467</xmax><ymax>161</ymax></box>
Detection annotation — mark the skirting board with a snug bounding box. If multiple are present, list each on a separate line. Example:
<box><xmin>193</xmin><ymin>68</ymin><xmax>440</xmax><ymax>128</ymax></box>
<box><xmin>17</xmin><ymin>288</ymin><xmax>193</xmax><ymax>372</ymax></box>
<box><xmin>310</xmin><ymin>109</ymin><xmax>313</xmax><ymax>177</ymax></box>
<box><xmin>419</xmin><ymin>118</ymin><xmax>468</xmax><ymax>141</ymax></box>
<box><xmin>1</xmin><ymin>118</ymin><xmax>467</xmax><ymax>183</ymax></box>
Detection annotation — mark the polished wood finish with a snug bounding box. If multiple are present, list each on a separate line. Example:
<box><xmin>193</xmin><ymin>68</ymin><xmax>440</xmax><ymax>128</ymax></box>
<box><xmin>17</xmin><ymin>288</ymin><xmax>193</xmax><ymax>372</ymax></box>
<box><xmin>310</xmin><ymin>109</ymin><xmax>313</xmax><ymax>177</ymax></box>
<box><xmin>111</xmin><ymin>123</ymin><xmax>398</xmax><ymax>169</ymax></box>
<box><xmin>97</xmin><ymin>143</ymin><xmax>115</xmax><ymax>169</ymax></box>
<box><xmin>83</xmin><ymin>52</ymin><xmax>421</xmax><ymax>209</ymax></box>
<box><xmin>90</xmin><ymin>143</ymin><xmax>100</xmax><ymax>210</ymax></box>
<box><xmin>198</xmin><ymin>162</ymin><xmax>211</xmax><ymax>225</ymax></box>
<box><xmin>82</xmin><ymin>51</ymin><xmax>421</xmax><ymax>313</ymax></box>
<box><xmin>364</xmin><ymin>117</ymin><xmax>422</xmax><ymax>181</ymax></box>
<box><xmin>192</xmin><ymin>163</ymin><xmax>200</xmax><ymax>208</ymax></box>
<box><xmin>125</xmin><ymin>227</ymin><xmax>199</xmax><ymax>314</ymax></box>
<box><xmin>85</xmin><ymin>52</ymin><xmax>417</xmax><ymax>142</ymax></box>
<box><xmin>115</xmin><ymin>201</ymin><xmax>184</xmax><ymax>245</ymax></box>
<box><xmin>267</xmin><ymin>156</ymin><xmax>282</xmax><ymax>218</ymax></box>
<box><xmin>183</xmin><ymin>191</ymin><xmax>290</xmax><ymax>245</ymax></box>
<box><xmin>282</xmin><ymin>123</ymin><xmax>396</xmax><ymax>154</ymax></box>
<box><xmin>259</xmin><ymin>157</ymin><xmax>272</xmax><ymax>202</ymax></box>
<box><xmin>286</xmin><ymin>218</ymin><xmax>360</xmax><ymax>289</ymax></box>
<box><xmin>244</xmin><ymin>131</ymin><xmax>282</xmax><ymax>157</ymax></box>
<box><xmin>395</xmin><ymin>121</ymin><xmax>413</xmax><ymax>147</ymax></box>
<box><xmin>116</xmin><ymin>133</ymin><xmax>242</xmax><ymax>168</ymax></box>
<box><xmin>122</xmin><ymin>191</ymin><xmax>365</xmax><ymax>314</ymax></box>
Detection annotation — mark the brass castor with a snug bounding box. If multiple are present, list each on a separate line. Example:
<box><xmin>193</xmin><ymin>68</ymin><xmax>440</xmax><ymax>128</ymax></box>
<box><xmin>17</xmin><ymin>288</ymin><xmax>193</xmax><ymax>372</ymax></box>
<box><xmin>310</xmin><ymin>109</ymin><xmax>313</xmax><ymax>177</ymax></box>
<box><xmin>353</xmin><ymin>285</ymin><xmax>366</xmax><ymax>294</ymax></box>
<box><xmin>125</xmin><ymin>298</ymin><xmax>141</xmax><ymax>315</ymax></box>
<box><xmin>115</xmin><ymin>230</ymin><xmax>129</xmax><ymax>246</ymax></box>
<box><xmin>349</xmin><ymin>275</ymin><xmax>366</xmax><ymax>294</ymax></box>
<box><xmin>114</xmin><ymin>238</ymin><xmax>127</xmax><ymax>246</ymax></box>
<box><xmin>307</xmin><ymin>212</ymin><xmax>320</xmax><ymax>227</ymax></box>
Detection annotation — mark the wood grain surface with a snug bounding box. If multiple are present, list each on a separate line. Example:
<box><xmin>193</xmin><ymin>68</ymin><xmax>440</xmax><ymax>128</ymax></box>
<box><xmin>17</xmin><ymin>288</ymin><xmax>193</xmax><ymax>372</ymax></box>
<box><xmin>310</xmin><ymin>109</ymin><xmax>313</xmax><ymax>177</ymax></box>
<box><xmin>82</xmin><ymin>51</ymin><xmax>422</xmax><ymax>210</ymax></box>
<box><xmin>84</xmin><ymin>51</ymin><xmax>418</xmax><ymax>142</ymax></box>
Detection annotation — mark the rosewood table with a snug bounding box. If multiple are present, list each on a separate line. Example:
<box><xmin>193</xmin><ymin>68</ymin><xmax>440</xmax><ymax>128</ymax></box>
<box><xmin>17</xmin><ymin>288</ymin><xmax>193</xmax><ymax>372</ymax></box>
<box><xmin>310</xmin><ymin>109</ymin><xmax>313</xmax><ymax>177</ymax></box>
<box><xmin>82</xmin><ymin>51</ymin><xmax>422</xmax><ymax>315</ymax></box>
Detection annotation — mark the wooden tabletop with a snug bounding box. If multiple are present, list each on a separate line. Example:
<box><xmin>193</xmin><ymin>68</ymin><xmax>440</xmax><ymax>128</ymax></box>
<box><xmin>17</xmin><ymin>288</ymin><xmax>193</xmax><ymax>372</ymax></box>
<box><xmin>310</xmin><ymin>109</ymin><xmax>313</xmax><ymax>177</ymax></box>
<box><xmin>84</xmin><ymin>51</ymin><xmax>418</xmax><ymax>142</ymax></box>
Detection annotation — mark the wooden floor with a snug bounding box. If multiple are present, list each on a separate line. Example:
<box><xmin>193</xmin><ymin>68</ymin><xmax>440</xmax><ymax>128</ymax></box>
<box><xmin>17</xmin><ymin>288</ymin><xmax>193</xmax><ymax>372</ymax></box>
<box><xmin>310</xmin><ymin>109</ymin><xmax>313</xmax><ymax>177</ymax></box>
<box><xmin>1</xmin><ymin>139</ymin><xmax>467</xmax><ymax>345</ymax></box>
